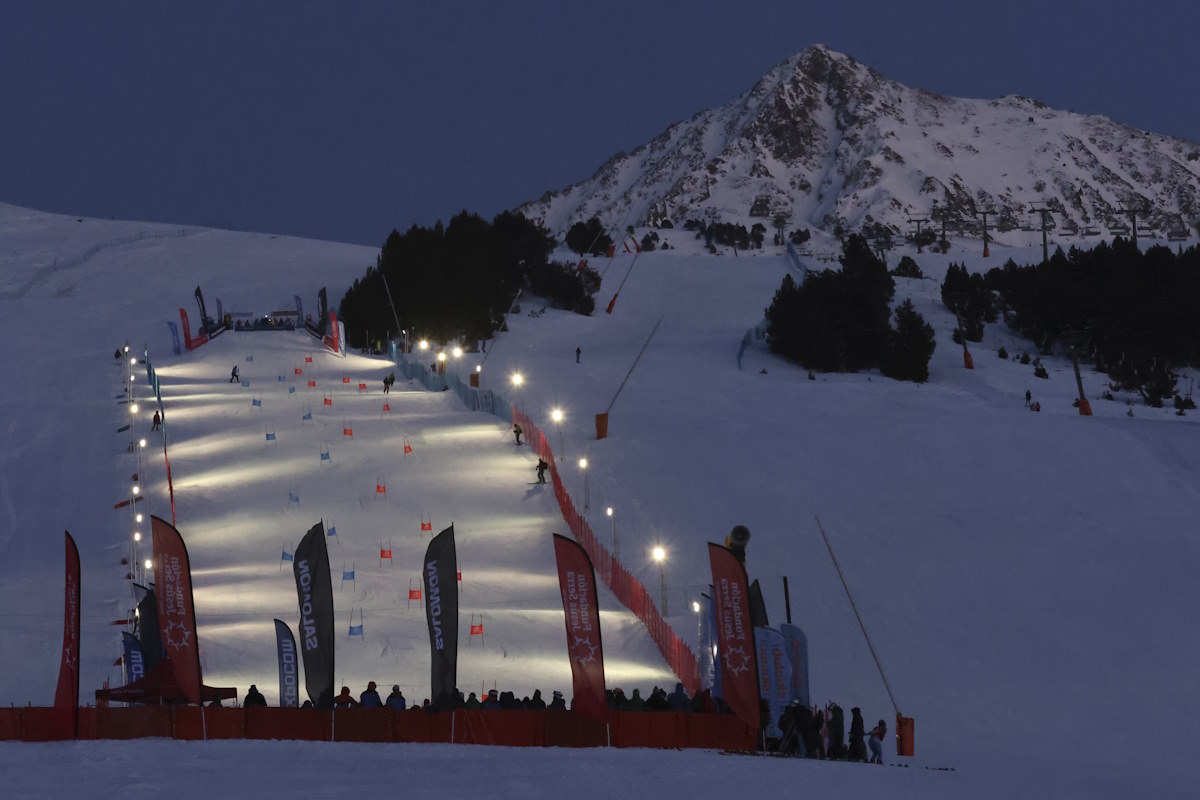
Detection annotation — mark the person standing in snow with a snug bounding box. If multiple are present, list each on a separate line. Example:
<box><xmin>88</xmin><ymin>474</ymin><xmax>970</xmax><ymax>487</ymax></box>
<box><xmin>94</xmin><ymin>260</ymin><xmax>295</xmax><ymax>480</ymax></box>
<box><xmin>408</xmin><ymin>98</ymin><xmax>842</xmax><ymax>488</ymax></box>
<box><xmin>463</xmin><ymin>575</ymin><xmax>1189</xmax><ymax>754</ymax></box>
<box><xmin>151</xmin><ymin>411</ymin><xmax>161</xmax><ymax>431</ymax></box>
<box><xmin>513</xmin><ymin>423</ymin><xmax>523</xmax><ymax>445</ymax></box>
<box><xmin>243</xmin><ymin>684</ymin><xmax>267</xmax><ymax>707</ymax></box>
<box><xmin>535</xmin><ymin>458</ymin><xmax>548</xmax><ymax>483</ymax></box>
<box><xmin>575</xmin><ymin>347</ymin><xmax>581</xmax><ymax>364</ymax></box>
<box><xmin>230</xmin><ymin>365</ymin><xmax>240</xmax><ymax>383</ymax></box>
<box><xmin>867</xmin><ymin>718</ymin><xmax>887</xmax><ymax>764</ymax></box>
<box><xmin>386</xmin><ymin>685</ymin><xmax>406</xmax><ymax>710</ymax></box>
<box><xmin>848</xmin><ymin>706</ymin><xmax>867</xmax><ymax>761</ymax></box>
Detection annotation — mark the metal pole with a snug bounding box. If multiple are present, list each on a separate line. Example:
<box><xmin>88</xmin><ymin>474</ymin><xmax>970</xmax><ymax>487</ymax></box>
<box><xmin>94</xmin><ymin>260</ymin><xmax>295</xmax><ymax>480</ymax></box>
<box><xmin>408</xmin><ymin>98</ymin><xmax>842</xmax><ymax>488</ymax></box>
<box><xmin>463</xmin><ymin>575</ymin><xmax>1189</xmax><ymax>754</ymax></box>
<box><xmin>605</xmin><ymin>317</ymin><xmax>663</xmax><ymax>415</ymax></box>
<box><xmin>814</xmin><ymin>515</ymin><xmax>900</xmax><ymax>716</ymax></box>
<box><xmin>380</xmin><ymin>272</ymin><xmax>404</xmax><ymax>350</ymax></box>
<box><xmin>782</xmin><ymin>575</ymin><xmax>792</xmax><ymax>625</ymax></box>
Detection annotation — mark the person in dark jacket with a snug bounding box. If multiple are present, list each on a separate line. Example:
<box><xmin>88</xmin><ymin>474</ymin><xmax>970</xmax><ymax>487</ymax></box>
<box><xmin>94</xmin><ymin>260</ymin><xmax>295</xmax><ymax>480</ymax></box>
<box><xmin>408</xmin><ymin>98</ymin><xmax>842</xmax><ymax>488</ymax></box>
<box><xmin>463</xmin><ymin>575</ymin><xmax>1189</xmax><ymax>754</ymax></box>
<box><xmin>464</xmin><ymin>692</ymin><xmax>481</xmax><ymax>709</ymax></box>
<box><xmin>826</xmin><ymin>703</ymin><xmax>846</xmax><ymax>759</ymax></box>
<box><xmin>385</xmin><ymin>685</ymin><xmax>406</xmax><ymax>710</ymax></box>
<box><xmin>229</xmin><ymin>365</ymin><xmax>240</xmax><ymax>383</ymax></box>
<box><xmin>535</xmin><ymin>458</ymin><xmax>548</xmax><ymax>483</ymax></box>
<box><xmin>644</xmin><ymin>687</ymin><xmax>669</xmax><ymax>711</ymax></box>
<box><xmin>848</xmin><ymin>707</ymin><xmax>867</xmax><ymax>761</ymax></box>
<box><xmin>527</xmin><ymin>689</ymin><xmax>546</xmax><ymax>709</ymax></box>
<box><xmin>512</xmin><ymin>423</ymin><xmax>523</xmax><ymax>445</ymax></box>
<box><xmin>668</xmin><ymin>682</ymin><xmax>691</xmax><ymax>712</ymax></box>
<box><xmin>333</xmin><ymin>686</ymin><xmax>359</xmax><ymax>707</ymax></box>
<box><xmin>778</xmin><ymin>701</ymin><xmax>805</xmax><ymax>756</ymax></box>
<box><xmin>481</xmin><ymin>689</ymin><xmax>501</xmax><ymax>709</ymax></box>
<box><xmin>359</xmin><ymin>681</ymin><xmax>382</xmax><ymax>708</ymax></box>
<box><xmin>243</xmin><ymin>685</ymin><xmax>267</xmax><ymax>708</ymax></box>
<box><xmin>548</xmin><ymin>690</ymin><xmax>567</xmax><ymax>711</ymax></box>
<box><xmin>151</xmin><ymin>411</ymin><xmax>161</xmax><ymax>431</ymax></box>
<box><xmin>627</xmin><ymin>688</ymin><xmax>646</xmax><ymax>711</ymax></box>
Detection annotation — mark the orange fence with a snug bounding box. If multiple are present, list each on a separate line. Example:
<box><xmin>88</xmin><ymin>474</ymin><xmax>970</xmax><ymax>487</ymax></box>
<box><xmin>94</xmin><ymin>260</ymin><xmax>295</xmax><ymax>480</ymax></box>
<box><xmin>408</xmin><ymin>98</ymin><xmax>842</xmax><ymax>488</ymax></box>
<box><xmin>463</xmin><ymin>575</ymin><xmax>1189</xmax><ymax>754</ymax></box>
<box><xmin>0</xmin><ymin>707</ymin><xmax>753</xmax><ymax>749</ymax></box>
<box><xmin>511</xmin><ymin>407</ymin><xmax>699</xmax><ymax>694</ymax></box>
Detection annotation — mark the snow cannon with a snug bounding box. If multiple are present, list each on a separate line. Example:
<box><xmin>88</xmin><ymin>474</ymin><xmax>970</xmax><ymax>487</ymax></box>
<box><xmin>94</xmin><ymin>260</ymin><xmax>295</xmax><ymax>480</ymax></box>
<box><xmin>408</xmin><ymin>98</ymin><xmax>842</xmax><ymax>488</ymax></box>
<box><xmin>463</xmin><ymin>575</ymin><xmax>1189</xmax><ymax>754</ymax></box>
<box><xmin>726</xmin><ymin>525</ymin><xmax>750</xmax><ymax>565</ymax></box>
<box><xmin>896</xmin><ymin>713</ymin><xmax>915</xmax><ymax>757</ymax></box>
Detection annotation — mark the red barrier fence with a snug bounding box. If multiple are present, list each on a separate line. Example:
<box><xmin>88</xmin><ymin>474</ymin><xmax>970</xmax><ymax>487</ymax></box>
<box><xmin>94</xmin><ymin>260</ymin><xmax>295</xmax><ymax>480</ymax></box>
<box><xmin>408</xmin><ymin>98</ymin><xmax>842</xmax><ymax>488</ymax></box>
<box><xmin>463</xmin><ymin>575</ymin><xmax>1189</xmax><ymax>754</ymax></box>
<box><xmin>0</xmin><ymin>707</ymin><xmax>752</xmax><ymax>749</ymax></box>
<box><xmin>511</xmin><ymin>407</ymin><xmax>699</xmax><ymax>694</ymax></box>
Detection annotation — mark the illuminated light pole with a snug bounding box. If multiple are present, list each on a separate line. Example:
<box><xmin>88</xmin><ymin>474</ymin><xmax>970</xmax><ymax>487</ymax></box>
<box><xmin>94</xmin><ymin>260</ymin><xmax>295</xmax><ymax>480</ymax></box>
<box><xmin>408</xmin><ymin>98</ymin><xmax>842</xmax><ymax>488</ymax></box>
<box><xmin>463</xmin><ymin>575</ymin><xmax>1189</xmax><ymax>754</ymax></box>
<box><xmin>511</xmin><ymin>372</ymin><xmax>524</xmax><ymax>411</ymax></box>
<box><xmin>652</xmin><ymin>546</ymin><xmax>668</xmax><ymax>615</ymax></box>
<box><xmin>437</xmin><ymin>351</ymin><xmax>446</xmax><ymax>375</ymax></box>
<box><xmin>606</xmin><ymin>506</ymin><xmax>619</xmax><ymax>560</ymax></box>
<box><xmin>133</xmin><ymin>531</ymin><xmax>141</xmax><ymax>542</ymax></box>
<box><xmin>551</xmin><ymin>407</ymin><xmax>564</xmax><ymax>458</ymax></box>
<box><xmin>418</xmin><ymin>339</ymin><xmax>429</xmax><ymax>352</ymax></box>
<box><xmin>452</xmin><ymin>346</ymin><xmax>463</xmax><ymax>359</ymax></box>
<box><xmin>579</xmin><ymin>457</ymin><xmax>589</xmax><ymax>509</ymax></box>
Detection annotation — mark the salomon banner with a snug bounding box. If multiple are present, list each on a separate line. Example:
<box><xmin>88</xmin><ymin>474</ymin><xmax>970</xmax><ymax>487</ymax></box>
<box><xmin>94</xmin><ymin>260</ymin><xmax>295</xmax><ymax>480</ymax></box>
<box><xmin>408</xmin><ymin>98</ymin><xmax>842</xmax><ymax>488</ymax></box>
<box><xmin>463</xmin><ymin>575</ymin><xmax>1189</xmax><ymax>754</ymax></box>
<box><xmin>708</xmin><ymin>542</ymin><xmax>760</xmax><ymax>732</ymax></box>
<box><xmin>294</xmin><ymin>521</ymin><xmax>335</xmax><ymax>709</ymax></box>
<box><xmin>755</xmin><ymin>627</ymin><xmax>792</xmax><ymax>739</ymax></box>
<box><xmin>780</xmin><ymin>623</ymin><xmax>810</xmax><ymax>708</ymax></box>
<box><xmin>135</xmin><ymin>585</ymin><xmax>163</xmax><ymax>671</ymax></box>
<box><xmin>53</xmin><ymin>531</ymin><xmax>80</xmax><ymax>738</ymax></box>
<box><xmin>122</xmin><ymin>632</ymin><xmax>146</xmax><ymax>684</ymax></box>
<box><xmin>553</xmin><ymin>534</ymin><xmax>607</xmax><ymax>720</ymax></box>
<box><xmin>274</xmin><ymin>619</ymin><xmax>300</xmax><ymax>708</ymax></box>
<box><xmin>151</xmin><ymin>516</ymin><xmax>202</xmax><ymax>705</ymax></box>
<box><xmin>422</xmin><ymin>525</ymin><xmax>458</xmax><ymax>703</ymax></box>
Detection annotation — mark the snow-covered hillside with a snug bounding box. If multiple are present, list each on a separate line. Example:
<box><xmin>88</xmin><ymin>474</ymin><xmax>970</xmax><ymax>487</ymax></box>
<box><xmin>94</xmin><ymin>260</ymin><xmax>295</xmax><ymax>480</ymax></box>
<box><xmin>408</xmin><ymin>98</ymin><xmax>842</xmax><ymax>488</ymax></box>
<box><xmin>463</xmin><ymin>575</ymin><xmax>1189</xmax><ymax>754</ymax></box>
<box><xmin>521</xmin><ymin>44</ymin><xmax>1200</xmax><ymax>240</ymax></box>
<box><xmin>2</xmin><ymin>201</ymin><xmax>1198</xmax><ymax>798</ymax></box>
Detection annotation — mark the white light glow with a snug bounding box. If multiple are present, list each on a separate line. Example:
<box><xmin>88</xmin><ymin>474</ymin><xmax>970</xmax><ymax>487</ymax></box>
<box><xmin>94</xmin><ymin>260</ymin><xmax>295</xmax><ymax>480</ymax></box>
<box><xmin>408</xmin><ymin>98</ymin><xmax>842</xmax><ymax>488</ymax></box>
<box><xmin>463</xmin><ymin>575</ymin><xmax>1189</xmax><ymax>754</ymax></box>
<box><xmin>606</xmin><ymin>506</ymin><xmax>613</xmax><ymax>517</ymax></box>
<box><xmin>511</xmin><ymin>373</ymin><xmax>524</xmax><ymax>387</ymax></box>
<box><xmin>551</xmin><ymin>408</ymin><xmax>563</xmax><ymax>423</ymax></box>
<box><xmin>652</xmin><ymin>546</ymin><xmax>666</xmax><ymax>562</ymax></box>
<box><xmin>475</xmin><ymin>365</ymin><xmax>481</xmax><ymax>373</ymax></box>
<box><xmin>133</xmin><ymin>532</ymin><xmax>141</xmax><ymax>542</ymax></box>
<box><xmin>578</xmin><ymin>458</ymin><xmax>587</xmax><ymax>469</ymax></box>
<box><xmin>130</xmin><ymin>357</ymin><xmax>137</xmax><ymax>366</ymax></box>
<box><xmin>418</xmin><ymin>340</ymin><xmax>429</xmax><ymax>350</ymax></box>
<box><xmin>136</xmin><ymin>513</ymin><xmax>143</xmax><ymax>522</ymax></box>
<box><xmin>139</xmin><ymin>438</ymin><xmax>147</xmax><ymax>448</ymax></box>
<box><xmin>452</xmin><ymin>347</ymin><xmax>463</xmax><ymax>358</ymax></box>
<box><xmin>144</xmin><ymin>559</ymin><xmax>153</xmax><ymax>570</ymax></box>
<box><xmin>437</xmin><ymin>352</ymin><xmax>446</xmax><ymax>362</ymax></box>
<box><xmin>692</xmin><ymin>601</ymin><xmax>701</xmax><ymax>613</ymax></box>
<box><xmin>130</xmin><ymin>403</ymin><xmax>139</xmax><ymax>413</ymax></box>
<box><xmin>131</xmin><ymin>485</ymin><xmax>140</xmax><ymax>495</ymax></box>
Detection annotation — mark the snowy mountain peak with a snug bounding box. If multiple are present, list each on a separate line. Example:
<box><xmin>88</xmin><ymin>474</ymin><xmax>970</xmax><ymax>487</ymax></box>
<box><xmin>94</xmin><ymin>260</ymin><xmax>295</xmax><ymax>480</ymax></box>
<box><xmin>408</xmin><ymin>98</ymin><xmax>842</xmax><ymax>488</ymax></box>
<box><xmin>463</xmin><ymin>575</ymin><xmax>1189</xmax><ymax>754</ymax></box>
<box><xmin>520</xmin><ymin>46</ymin><xmax>1200</xmax><ymax>240</ymax></box>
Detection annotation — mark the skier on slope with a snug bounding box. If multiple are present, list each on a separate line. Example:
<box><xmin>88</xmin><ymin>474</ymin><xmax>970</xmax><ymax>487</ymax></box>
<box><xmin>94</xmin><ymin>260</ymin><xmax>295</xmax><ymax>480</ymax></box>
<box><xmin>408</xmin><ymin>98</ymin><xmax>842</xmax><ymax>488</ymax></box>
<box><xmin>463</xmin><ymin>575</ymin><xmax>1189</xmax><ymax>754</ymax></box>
<box><xmin>535</xmin><ymin>458</ymin><xmax>548</xmax><ymax>483</ymax></box>
<box><xmin>513</xmin><ymin>423</ymin><xmax>523</xmax><ymax>445</ymax></box>
<box><xmin>230</xmin><ymin>365</ymin><xmax>240</xmax><ymax>383</ymax></box>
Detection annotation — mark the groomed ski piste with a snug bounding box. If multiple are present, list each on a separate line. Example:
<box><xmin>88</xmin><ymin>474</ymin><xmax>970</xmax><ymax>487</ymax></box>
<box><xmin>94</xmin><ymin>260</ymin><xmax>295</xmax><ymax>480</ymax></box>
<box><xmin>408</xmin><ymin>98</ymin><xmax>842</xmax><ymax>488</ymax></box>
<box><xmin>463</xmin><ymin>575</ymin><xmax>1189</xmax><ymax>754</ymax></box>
<box><xmin>2</xmin><ymin>201</ymin><xmax>1198</xmax><ymax>798</ymax></box>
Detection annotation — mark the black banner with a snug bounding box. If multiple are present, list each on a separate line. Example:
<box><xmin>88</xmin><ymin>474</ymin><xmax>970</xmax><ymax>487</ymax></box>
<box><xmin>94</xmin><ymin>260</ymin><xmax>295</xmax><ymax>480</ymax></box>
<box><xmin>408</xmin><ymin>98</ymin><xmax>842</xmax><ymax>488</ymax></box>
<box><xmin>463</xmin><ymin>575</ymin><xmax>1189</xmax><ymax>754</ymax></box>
<box><xmin>274</xmin><ymin>619</ymin><xmax>300</xmax><ymax>708</ymax></box>
<box><xmin>316</xmin><ymin>288</ymin><xmax>328</xmax><ymax>336</ymax></box>
<box><xmin>423</xmin><ymin>524</ymin><xmax>459</xmax><ymax>704</ymax></box>
<box><xmin>194</xmin><ymin>286</ymin><xmax>209</xmax><ymax>327</ymax></box>
<box><xmin>293</xmin><ymin>521</ymin><xmax>335</xmax><ymax>709</ymax></box>
<box><xmin>749</xmin><ymin>579</ymin><xmax>769</xmax><ymax>629</ymax></box>
<box><xmin>134</xmin><ymin>586</ymin><xmax>163</xmax><ymax>671</ymax></box>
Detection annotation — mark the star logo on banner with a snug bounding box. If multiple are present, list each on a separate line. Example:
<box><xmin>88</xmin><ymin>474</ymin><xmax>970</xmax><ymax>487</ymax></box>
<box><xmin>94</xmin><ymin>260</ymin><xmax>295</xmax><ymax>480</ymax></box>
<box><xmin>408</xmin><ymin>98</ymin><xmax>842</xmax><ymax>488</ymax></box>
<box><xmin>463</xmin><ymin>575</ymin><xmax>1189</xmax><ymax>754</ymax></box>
<box><xmin>165</xmin><ymin>620</ymin><xmax>191</xmax><ymax>651</ymax></box>
<box><xmin>573</xmin><ymin>635</ymin><xmax>598</xmax><ymax>665</ymax></box>
<box><xmin>62</xmin><ymin>645</ymin><xmax>75</xmax><ymax>669</ymax></box>
<box><xmin>724</xmin><ymin>645</ymin><xmax>751</xmax><ymax>675</ymax></box>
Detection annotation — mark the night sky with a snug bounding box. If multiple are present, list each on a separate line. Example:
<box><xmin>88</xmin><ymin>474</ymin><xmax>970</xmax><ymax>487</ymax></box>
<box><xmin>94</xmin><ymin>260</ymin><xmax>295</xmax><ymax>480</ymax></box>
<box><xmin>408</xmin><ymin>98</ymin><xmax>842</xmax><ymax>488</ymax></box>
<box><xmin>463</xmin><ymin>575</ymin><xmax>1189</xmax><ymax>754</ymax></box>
<box><xmin>3</xmin><ymin>1</ymin><xmax>1196</xmax><ymax>246</ymax></box>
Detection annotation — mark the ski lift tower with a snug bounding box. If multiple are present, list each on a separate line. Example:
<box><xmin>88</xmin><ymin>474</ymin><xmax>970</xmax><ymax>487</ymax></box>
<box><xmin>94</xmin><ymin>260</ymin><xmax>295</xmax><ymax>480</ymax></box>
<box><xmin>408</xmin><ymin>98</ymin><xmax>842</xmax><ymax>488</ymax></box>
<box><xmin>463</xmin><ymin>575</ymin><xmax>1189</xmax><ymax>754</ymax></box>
<box><xmin>943</xmin><ymin>291</ymin><xmax>975</xmax><ymax>370</ymax></box>
<box><xmin>907</xmin><ymin>214</ymin><xmax>930</xmax><ymax>254</ymax></box>
<box><xmin>1115</xmin><ymin>203</ymin><xmax>1151</xmax><ymax>250</ymax></box>
<box><xmin>1028</xmin><ymin>204</ymin><xmax>1057</xmax><ymax>265</ymax></box>
<box><xmin>930</xmin><ymin>204</ymin><xmax>952</xmax><ymax>254</ymax></box>
<box><xmin>973</xmin><ymin>206</ymin><xmax>995</xmax><ymax>258</ymax></box>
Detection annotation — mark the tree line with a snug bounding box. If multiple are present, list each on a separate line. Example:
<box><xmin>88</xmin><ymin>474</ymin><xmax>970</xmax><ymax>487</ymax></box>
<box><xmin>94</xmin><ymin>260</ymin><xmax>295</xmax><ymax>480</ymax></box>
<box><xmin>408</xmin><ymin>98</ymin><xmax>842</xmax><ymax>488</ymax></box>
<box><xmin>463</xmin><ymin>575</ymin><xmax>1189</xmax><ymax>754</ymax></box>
<box><xmin>338</xmin><ymin>211</ymin><xmax>598</xmax><ymax>350</ymax></box>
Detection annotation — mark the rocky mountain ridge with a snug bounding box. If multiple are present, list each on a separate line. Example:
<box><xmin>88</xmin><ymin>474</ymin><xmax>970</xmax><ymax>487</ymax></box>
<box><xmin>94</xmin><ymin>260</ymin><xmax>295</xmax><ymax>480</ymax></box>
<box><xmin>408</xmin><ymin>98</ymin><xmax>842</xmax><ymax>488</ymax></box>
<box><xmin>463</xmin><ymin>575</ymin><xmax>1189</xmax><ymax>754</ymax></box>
<box><xmin>519</xmin><ymin>45</ymin><xmax>1200</xmax><ymax>242</ymax></box>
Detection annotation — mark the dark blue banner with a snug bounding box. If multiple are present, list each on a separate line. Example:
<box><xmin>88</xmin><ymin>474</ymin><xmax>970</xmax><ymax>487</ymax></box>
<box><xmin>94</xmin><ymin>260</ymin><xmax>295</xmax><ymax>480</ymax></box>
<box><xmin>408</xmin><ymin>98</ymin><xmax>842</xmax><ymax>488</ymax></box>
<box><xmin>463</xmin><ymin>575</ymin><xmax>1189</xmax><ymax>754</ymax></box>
<box><xmin>122</xmin><ymin>631</ymin><xmax>146</xmax><ymax>684</ymax></box>
<box><xmin>274</xmin><ymin>619</ymin><xmax>300</xmax><ymax>708</ymax></box>
<box><xmin>422</xmin><ymin>524</ymin><xmax>458</xmax><ymax>704</ymax></box>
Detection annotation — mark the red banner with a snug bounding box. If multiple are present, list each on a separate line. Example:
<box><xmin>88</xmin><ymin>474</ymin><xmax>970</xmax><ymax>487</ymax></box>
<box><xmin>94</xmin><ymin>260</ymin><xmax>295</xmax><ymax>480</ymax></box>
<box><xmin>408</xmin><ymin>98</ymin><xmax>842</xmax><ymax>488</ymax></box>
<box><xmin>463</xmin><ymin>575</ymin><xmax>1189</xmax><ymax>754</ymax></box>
<box><xmin>53</xmin><ymin>531</ymin><xmax>80</xmax><ymax>738</ymax></box>
<box><xmin>152</xmin><ymin>516</ymin><xmax>202</xmax><ymax>705</ymax></box>
<box><xmin>553</xmin><ymin>534</ymin><xmax>607</xmax><ymax>721</ymax></box>
<box><xmin>708</xmin><ymin>543</ymin><xmax>759</xmax><ymax>732</ymax></box>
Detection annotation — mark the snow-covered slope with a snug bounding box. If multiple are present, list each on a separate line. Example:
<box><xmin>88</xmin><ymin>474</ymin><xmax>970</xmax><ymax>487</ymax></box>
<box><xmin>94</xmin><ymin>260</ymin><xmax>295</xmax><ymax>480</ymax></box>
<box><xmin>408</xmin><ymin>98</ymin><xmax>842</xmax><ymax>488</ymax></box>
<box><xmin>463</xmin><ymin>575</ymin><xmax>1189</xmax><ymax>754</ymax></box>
<box><xmin>2</xmin><ymin>201</ymin><xmax>1198</xmax><ymax>798</ymax></box>
<box><xmin>521</xmin><ymin>44</ymin><xmax>1200</xmax><ymax>239</ymax></box>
